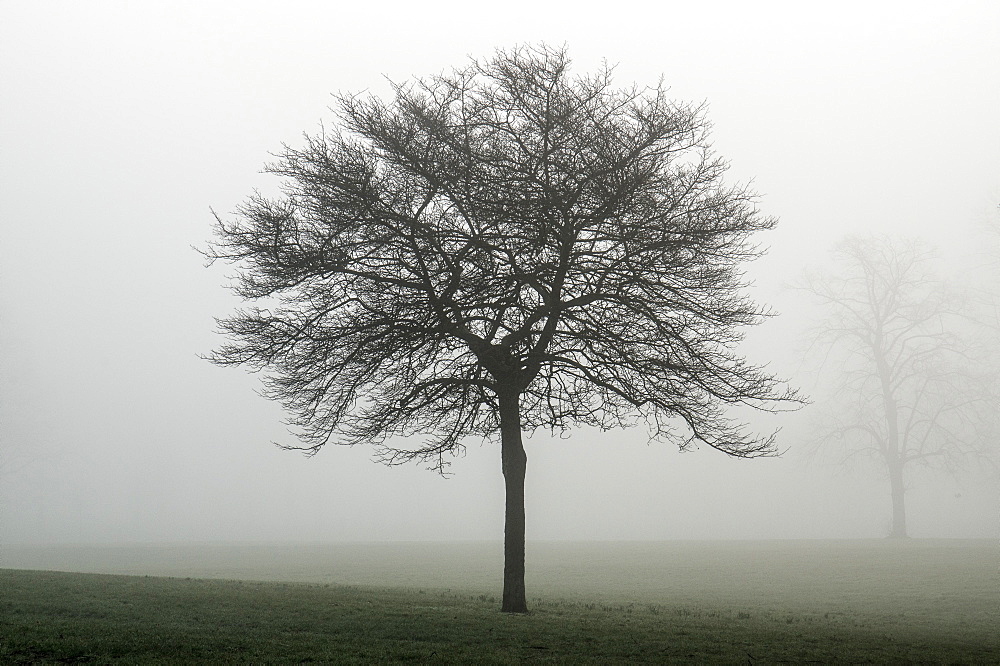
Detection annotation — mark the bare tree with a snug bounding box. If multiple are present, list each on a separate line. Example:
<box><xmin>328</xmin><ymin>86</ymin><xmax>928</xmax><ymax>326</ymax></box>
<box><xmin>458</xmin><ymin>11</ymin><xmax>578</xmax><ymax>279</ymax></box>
<box><xmin>205</xmin><ymin>44</ymin><xmax>798</xmax><ymax>612</ymax></box>
<box><xmin>801</xmin><ymin>236</ymin><xmax>994</xmax><ymax>538</ymax></box>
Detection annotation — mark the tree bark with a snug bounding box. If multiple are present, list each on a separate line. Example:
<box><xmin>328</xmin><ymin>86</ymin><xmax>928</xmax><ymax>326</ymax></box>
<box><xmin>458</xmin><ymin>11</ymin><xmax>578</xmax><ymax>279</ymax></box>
<box><xmin>498</xmin><ymin>389</ymin><xmax>528</xmax><ymax>613</ymax></box>
<box><xmin>887</xmin><ymin>459</ymin><xmax>908</xmax><ymax>538</ymax></box>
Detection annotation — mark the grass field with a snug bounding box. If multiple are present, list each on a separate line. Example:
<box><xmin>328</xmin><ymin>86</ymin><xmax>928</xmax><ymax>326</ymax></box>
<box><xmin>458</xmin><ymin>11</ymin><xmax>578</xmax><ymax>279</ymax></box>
<box><xmin>2</xmin><ymin>539</ymin><xmax>997</xmax><ymax>663</ymax></box>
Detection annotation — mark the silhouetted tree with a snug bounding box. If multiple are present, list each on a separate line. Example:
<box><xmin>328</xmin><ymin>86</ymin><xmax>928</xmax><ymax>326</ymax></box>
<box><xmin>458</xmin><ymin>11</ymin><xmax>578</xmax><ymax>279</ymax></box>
<box><xmin>802</xmin><ymin>236</ymin><xmax>993</xmax><ymax>538</ymax></box>
<box><xmin>206</xmin><ymin>44</ymin><xmax>797</xmax><ymax>612</ymax></box>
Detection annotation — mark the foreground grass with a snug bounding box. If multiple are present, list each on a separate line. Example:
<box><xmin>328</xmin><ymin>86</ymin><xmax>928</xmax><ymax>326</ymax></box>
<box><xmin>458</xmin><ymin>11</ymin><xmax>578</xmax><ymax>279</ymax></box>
<box><xmin>2</xmin><ymin>566</ymin><xmax>997</xmax><ymax>663</ymax></box>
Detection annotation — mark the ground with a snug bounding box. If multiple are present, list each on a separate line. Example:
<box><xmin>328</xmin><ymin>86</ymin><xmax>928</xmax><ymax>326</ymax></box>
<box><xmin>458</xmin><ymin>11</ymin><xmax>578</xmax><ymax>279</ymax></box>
<box><xmin>1</xmin><ymin>539</ymin><xmax>996</xmax><ymax>662</ymax></box>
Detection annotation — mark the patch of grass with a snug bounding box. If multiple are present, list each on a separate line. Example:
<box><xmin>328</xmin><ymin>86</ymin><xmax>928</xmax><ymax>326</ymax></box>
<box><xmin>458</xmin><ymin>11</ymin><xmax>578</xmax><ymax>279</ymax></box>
<box><xmin>1</xmin><ymin>565</ymin><xmax>997</xmax><ymax>663</ymax></box>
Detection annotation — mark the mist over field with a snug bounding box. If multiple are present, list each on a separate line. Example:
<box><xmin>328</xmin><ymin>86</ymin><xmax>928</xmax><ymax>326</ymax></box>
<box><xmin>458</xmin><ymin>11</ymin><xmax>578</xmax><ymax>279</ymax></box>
<box><xmin>2</xmin><ymin>0</ymin><xmax>999</xmax><ymax>552</ymax></box>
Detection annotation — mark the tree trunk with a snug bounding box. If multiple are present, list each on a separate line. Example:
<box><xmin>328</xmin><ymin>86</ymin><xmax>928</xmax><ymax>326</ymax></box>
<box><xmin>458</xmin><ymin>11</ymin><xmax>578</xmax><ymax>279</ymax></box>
<box><xmin>875</xmin><ymin>348</ymin><xmax>907</xmax><ymax>539</ymax></box>
<box><xmin>498</xmin><ymin>389</ymin><xmax>528</xmax><ymax>613</ymax></box>
<box><xmin>887</xmin><ymin>460</ymin><xmax>908</xmax><ymax>538</ymax></box>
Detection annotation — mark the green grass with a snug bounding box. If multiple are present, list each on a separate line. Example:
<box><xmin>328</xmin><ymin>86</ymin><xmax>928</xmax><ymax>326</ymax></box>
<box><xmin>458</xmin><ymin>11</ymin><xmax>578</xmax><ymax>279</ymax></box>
<box><xmin>2</xmin><ymin>540</ymin><xmax>998</xmax><ymax>663</ymax></box>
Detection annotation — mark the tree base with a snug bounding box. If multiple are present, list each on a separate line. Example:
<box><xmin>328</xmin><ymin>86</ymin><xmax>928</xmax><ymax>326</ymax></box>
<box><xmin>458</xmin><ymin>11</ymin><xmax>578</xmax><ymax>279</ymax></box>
<box><xmin>500</xmin><ymin>602</ymin><xmax>529</xmax><ymax>614</ymax></box>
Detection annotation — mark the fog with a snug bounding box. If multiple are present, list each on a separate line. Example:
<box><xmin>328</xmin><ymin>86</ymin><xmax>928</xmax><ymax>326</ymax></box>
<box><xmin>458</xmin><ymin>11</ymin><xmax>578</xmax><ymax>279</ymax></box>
<box><xmin>1</xmin><ymin>1</ymin><xmax>998</xmax><ymax>547</ymax></box>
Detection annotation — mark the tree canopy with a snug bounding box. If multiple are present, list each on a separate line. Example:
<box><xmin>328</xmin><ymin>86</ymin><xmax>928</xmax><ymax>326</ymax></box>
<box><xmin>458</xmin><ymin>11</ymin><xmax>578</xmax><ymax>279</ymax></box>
<box><xmin>208</xmin><ymin>45</ymin><xmax>793</xmax><ymax>464</ymax></box>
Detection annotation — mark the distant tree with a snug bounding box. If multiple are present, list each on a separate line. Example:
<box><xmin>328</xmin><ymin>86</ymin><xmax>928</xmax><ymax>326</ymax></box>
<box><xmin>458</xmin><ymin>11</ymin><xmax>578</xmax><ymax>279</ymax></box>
<box><xmin>801</xmin><ymin>236</ymin><xmax>994</xmax><ymax>538</ymax></box>
<box><xmin>205</xmin><ymin>44</ymin><xmax>798</xmax><ymax>612</ymax></box>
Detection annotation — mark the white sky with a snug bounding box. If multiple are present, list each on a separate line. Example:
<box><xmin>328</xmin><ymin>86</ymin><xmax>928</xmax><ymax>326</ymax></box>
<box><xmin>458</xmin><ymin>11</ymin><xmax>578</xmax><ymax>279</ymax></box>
<box><xmin>1</xmin><ymin>0</ymin><xmax>998</xmax><ymax>545</ymax></box>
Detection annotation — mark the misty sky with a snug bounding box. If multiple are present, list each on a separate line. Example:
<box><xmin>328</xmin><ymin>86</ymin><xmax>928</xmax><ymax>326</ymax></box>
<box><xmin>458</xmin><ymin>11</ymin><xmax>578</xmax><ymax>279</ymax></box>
<box><xmin>1</xmin><ymin>1</ymin><xmax>998</xmax><ymax>545</ymax></box>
